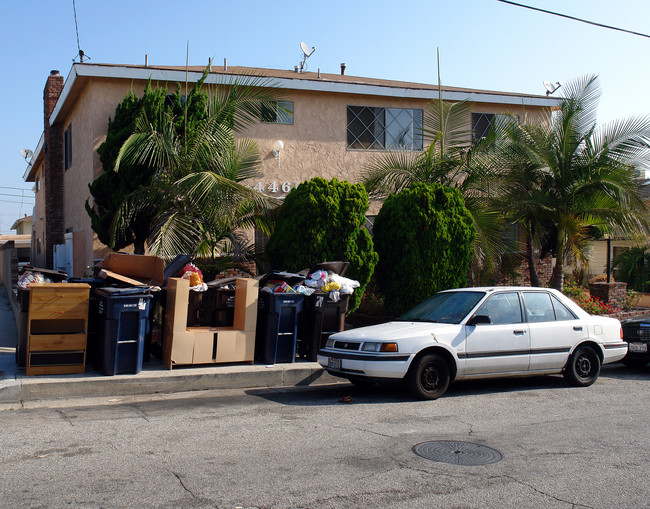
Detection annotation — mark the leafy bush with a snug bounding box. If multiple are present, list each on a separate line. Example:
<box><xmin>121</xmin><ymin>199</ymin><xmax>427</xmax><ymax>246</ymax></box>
<box><xmin>372</xmin><ymin>182</ymin><xmax>475</xmax><ymax>315</ymax></box>
<box><xmin>265</xmin><ymin>177</ymin><xmax>378</xmax><ymax>313</ymax></box>
<box><xmin>624</xmin><ymin>289</ymin><xmax>641</xmax><ymax>310</ymax></box>
<box><xmin>562</xmin><ymin>280</ymin><xmax>587</xmax><ymax>300</ymax></box>
<box><xmin>574</xmin><ymin>295</ymin><xmax>618</xmax><ymax>315</ymax></box>
<box><xmin>563</xmin><ymin>281</ymin><xmax>620</xmax><ymax>314</ymax></box>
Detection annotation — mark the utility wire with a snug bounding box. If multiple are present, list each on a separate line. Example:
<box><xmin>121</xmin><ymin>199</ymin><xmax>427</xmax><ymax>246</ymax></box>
<box><xmin>497</xmin><ymin>0</ymin><xmax>650</xmax><ymax>39</ymax></box>
<box><xmin>0</xmin><ymin>193</ymin><xmax>35</xmax><ymax>199</ymax></box>
<box><xmin>0</xmin><ymin>200</ymin><xmax>36</xmax><ymax>205</ymax></box>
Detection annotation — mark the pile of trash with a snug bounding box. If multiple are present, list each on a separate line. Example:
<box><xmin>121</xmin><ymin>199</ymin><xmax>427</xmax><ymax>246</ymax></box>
<box><xmin>177</xmin><ymin>263</ymin><xmax>207</xmax><ymax>292</ymax></box>
<box><xmin>17</xmin><ymin>271</ymin><xmax>55</xmax><ymax>289</ymax></box>
<box><xmin>261</xmin><ymin>269</ymin><xmax>359</xmax><ymax>303</ymax></box>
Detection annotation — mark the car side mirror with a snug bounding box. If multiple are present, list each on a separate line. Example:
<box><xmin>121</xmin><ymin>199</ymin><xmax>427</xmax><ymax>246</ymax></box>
<box><xmin>467</xmin><ymin>314</ymin><xmax>491</xmax><ymax>326</ymax></box>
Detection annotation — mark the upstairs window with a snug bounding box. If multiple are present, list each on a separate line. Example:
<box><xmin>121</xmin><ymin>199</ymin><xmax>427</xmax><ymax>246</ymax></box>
<box><xmin>471</xmin><ymin>113</ymin><xmax>494</xmax><ymax>143</ymax></box>
<box><xmin>64</xmin><ymin>124</ymin><xmax>72</xmax><ymax>170</ymax></box>
<box><xmin>347</xmin><ymin>106</ymin><xmax>423</xmax><ymax>151</ymax></box>
<box><xmin>472</xmin><ymin>113</ymin><xmax>517</xmax><ymax>143</ymax></box>
<box><xmin>261</xmin><ymin>101</ymin><xmax>294</xmax><ymax>124</ymax></box>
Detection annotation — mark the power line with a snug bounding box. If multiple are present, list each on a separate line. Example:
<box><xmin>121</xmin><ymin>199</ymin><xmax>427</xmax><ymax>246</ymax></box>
<box><xmin>0</xmin><ymin>186</ymin><xmax>34</xmax><ymax>191</ymax></box>
<box><xmin>497</xmin><ymin>0</ymin><xmax>650</xmax><ymax>39</ymax></box>
<box><xmin>0</xmin><ymin>200</ymin><xmax>35</xmax><ymax>205</ymax></box>
<box><xmin>0</xmin><ymin>193</ymin><xmax>34</xmax><ymax>199</ymax></box>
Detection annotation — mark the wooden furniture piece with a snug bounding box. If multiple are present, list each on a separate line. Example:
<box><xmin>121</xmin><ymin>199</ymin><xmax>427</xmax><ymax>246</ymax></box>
<box><xmin>26</xmin><ymin>283</ymin><xmax>90</xmax><ymax>376</ymax></box>
<box><xmin>163</xmin><ymin>277</ymin><xmax>258</xmax><ymax>369</ymax></box>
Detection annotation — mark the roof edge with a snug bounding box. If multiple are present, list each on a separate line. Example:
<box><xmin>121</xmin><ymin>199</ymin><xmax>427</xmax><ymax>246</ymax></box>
<box><xmin>49</xmin><ymin>63</ymin><xmax>560</xmax><ymax>127</ymax></box>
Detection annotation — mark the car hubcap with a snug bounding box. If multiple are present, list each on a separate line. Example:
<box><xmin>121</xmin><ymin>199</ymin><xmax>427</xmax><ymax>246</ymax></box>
<box><xmin>422</xmin><ymin>365</ymin><xmax>440</xmax><ymax>391</ymax></box>
<box><xmin>577</xmin><ymin>355</ymin><xmax>592</xmax><ymax>378</ymax></box>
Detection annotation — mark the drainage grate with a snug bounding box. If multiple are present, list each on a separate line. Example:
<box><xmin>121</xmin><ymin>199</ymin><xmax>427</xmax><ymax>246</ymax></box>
<box><xmin>412</xmin><ymin>441</ymin><xmax>503</xmax><ymax>466</ymax></box>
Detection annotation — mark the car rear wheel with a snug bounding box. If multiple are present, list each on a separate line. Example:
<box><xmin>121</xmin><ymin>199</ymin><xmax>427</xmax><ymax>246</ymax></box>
<box><xmin>564</xmin><ymin>346</ymin><xmax>601</xmax><ymax>387</ymax></box>
<box><xmin>407</xmin><ymin>354</ymin><xmax>450</xmax><ymax>400</ymax></box>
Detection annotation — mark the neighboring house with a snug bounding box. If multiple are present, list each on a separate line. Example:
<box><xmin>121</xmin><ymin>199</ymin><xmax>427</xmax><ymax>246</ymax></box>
<box><xmin>23</xmin><ymin>63</ymin><xmax>559</xmax><ymax>276</ymax></box>
<box><xmin>10</xmin><ymin>215</ymin><xmax>32</xmax><ymax>236</ymax></box>
<box><xmin>582</xmin><ymin>179</ymin><xmax>650</xmax><ymax>280</ymax></box>
<box><xmin>0</xmin><ymin>232</ymin><xmax>31</xmax><ymax>305</ymax></box>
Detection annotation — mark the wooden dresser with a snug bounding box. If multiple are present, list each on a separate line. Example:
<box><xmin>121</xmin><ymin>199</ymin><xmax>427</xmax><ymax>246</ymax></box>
<box><xmin>26</xmin><ymin>283</ymin><xmax>90</xmax><ymax>376</ymax></box>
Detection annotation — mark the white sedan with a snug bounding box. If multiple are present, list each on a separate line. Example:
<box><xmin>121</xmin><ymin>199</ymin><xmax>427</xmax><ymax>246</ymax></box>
<box><xmin>318</xmin><ymin>287</ymin><xmax>627</xmax><ymax>399</ymax></box>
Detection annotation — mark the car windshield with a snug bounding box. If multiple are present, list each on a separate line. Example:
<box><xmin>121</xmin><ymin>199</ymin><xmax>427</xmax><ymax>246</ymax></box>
<box><xmin>399</xmin><ymin>291</ymin><xmax>485</xmax><ymax>324</ymax></box>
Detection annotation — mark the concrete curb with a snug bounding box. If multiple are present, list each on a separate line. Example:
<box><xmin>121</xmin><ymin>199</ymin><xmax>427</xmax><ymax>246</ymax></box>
<box><xmin>0</xmin><ymin>361</ymin><xmax>344</xmax><ymax>406</ymax></box>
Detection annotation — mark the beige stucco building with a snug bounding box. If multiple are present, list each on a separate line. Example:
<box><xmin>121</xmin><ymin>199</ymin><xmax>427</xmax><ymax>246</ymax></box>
<box><xmin>23</xmin><ymin>62</ymin><xmax>558</xmax><ymax>276</ymax></box>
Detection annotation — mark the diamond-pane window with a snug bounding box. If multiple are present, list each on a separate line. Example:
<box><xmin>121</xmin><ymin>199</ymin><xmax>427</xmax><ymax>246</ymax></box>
<box><xmin>347</xmin><ymin>106</ymin><xmax>423</xmax><ymax>150</ymax></box>
<box><xmin>471</xmin><ymin>113</ymin><xmax>494</xmax><ymax>142</ymax></box>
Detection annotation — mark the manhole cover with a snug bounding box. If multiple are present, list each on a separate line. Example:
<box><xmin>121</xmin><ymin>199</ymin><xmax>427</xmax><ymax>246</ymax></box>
<box><xmin>412</xmin><ymin>441</ymin><xmax>503</xmax><ymax>466</ymax></box>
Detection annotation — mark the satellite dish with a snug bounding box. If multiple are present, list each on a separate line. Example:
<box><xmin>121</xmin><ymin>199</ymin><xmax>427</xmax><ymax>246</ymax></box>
<box><xmin>296</xmin><ymin>42</ymin><xmax>316</xmax><ymax>73</ymax></box>
<box><xmin>300</xmin><ymin>42</ymin><xmax>313</xmax><ymax>57</ymax></box>
<box><xmin>543</xmin><ymin>80</ymin><xmax>562</xmax><ymax>96</ymax></box>
<box><xmin>20</xmin><ymin>148</ymin><xmax>33</xmax><ymax>161</ymax></box>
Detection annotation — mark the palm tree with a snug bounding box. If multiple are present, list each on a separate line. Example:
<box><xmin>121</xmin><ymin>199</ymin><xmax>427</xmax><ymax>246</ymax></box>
<box><xmin>361</xmin><ymin>97</ymin><xmax>504</xmax><ymax>274</ymax></box>
<box><xmin>495</xmin><ymin>75</ymin><xmax>650</xmax><ymax>290</ymax></box>
<box><xmin>612</xmin><ymin>246</ymin><xmax>650</xmax><ymax>291</ymax></box>
<box><xmin>111</xmin><ymin>71</ymin><xmax>283</xmax><ymax>259</ymax></box>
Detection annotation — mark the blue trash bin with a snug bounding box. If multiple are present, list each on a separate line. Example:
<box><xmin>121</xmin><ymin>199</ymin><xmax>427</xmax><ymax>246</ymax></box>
<box><xmin>94</xmin><ymin>287</ymin><xmax>154</xmax><ymax>375</ymax></box>
<box><xmin>255</xmin><ymin>272</ymin><xmax>305</xmax><ymax>364</ymax></box>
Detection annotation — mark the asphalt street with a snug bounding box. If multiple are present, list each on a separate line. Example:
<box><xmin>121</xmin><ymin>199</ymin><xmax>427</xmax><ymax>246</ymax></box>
<box><xmin>1</xmin><ymin>363</ymin><xmax>648</xmax><ymax>508</ymax></box>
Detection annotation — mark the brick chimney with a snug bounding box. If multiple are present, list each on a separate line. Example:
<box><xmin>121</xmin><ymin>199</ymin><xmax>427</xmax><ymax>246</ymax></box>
<box><xmin>43</xmin><ymin>70</ymin><xmax>65</xmax><ymax>269</ymax></box>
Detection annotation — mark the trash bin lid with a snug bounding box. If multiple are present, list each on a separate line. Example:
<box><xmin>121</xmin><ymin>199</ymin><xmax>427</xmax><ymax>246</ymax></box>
<box><xmin>163</xmin><ymin>254</ymin><xmax>194</xmax><ymax>283</ymax></box>
<box><xmin>206</xmin><ymin>277</ymin><xmax>239</xmax><ymax>289</ymax></box>
<box><xmin>308</xmin><ymin>261</ymin><xmax>349</xmax><ymax>277</ymax></box>
<box><xmin>95</xmin><ymin>286</ymin><xmax>156</xmax><ymax>297</ymax></box>
<box><xmin>257</xmin><ymin>271</ymin><xmax>305</xmax><ymax>288</ymax></box>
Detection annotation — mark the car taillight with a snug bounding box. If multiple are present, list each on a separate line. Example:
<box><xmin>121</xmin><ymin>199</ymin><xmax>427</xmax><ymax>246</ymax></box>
<box><xmin>620</xmin><ymin>327</ymin><xmax>624</xmax><ymax>340</ymax></box>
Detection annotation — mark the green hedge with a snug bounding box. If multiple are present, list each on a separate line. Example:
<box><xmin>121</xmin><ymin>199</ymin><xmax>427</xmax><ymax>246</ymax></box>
<box><xmin>373</xmin><ymin>182</ymin><xmax>475</xmax><ymax>315</ymax></box>
<box><xmin>266</xmin><ymin>177</ymin><xmax>378</xmax><ymax>313</ymax></box>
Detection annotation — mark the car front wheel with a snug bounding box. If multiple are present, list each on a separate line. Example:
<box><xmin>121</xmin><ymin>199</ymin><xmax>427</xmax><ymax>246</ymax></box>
<box><xmin>564</xmin><ymin>346</ymin><xmax>601</xmax><ymax>387</ymax></box>
<box><xmin>407</xmin><ymin>353</ymin><xmax>450</xmax><ymax>400</ymax></box>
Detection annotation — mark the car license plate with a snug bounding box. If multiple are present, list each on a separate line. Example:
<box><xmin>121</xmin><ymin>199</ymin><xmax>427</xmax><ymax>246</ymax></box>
<box><xmin>629</xmin><ymin>342</ymin><xmax>648</xmax><ymax>353</ymax></box>
<box><xmin>328</xmin><ymin>357</ymin><xmax>341</xmax><ymax>371</ymax></box>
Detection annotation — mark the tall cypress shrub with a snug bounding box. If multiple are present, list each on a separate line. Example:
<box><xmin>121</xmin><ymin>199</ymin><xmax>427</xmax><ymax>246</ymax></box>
<box><xmin>266</xmin><ymin>177</ymin><xmax>378</xmax><ymax>313</ymax></box>
<box><xmin>86</xmin><ymin>75</ymin><xmax>209</xmax><ymax>253</ymax></box>
<box><xmin>373</xmin><ymin>182</ymin><xmax>475</xmax><ymax>315</ymax></box>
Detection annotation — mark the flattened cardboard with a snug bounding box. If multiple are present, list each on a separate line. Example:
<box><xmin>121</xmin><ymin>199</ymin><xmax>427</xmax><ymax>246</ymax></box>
<box><xmin>163</xmin><ymin>277</ymin><xmax>258</xmax><ymax>369</ymax></box>
<box><xmin>190</xmin><ymin>329</ymin><xmax>216</xmax><ymax>363</ymax></box>
<box><xmin>95</xmin><ymin>253</ymin><xmax>164</xmax><ymax>286</ymax></box>
<box><xmin>98</xmin><ymin>269</ymin><xmax>147</xmax><ymax>286</ymax></box>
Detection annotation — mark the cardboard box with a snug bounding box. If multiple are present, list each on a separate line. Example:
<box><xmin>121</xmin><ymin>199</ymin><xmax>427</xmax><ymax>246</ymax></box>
<box><xmin>95</xmin><ymin>253</ymin><xmax>164</xmax><ymax>286</ymax></box>
<box><xmin>162</xmin><ymin>277</ymin><xmax>258</xmax><ymax>369</ymax></box>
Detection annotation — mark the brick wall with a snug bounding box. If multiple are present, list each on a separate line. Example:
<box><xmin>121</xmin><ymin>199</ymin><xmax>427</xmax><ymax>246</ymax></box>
<box><xmin>215</xmin><ymin>260</ymin><xmax>258</xmax><ymax>280</ymax></box>
<box><xmin>589</xmin><ymin>282</ymin><xmax>627</xmax><ymax>308</ymax></box>
<box><xmin>500</xmin><ymin>255</ymin><xmax>554</xmax><ymax>287</ymax></box>
<box><xmin>43</xmin><ymin>70</ymin><xmax>65</xmax><ymax>269</ymax></box>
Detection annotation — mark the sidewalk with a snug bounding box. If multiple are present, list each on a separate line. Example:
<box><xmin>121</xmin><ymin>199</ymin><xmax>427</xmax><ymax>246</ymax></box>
<box><xmin>0</xmin><ymin>287</ymin><xmax>341</xmax><ymax>407</ymax></box>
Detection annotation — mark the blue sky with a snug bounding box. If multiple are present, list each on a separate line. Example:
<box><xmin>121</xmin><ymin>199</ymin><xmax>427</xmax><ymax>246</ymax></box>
<box><xmin>1</xmin><ymin>0</ymin><xmax>649</xmax><ymax>234</ymax></box>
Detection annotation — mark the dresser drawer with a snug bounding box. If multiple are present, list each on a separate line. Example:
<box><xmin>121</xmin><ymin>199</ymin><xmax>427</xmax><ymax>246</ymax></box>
<box><xmin>28</xmin><ymin>284</ymin><xmax>90</xmax><ymax>319</ymax></box>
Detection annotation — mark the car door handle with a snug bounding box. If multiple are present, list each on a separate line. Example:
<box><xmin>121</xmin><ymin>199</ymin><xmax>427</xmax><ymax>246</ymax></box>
<box><xmin>513</xmin><ymin>330</ymin><xmax>527</xmax><ymax>335</ymax></box>
<box><xmin>573</xmin><ymin>326</ymin><xmax>583</xmax><ymax>331</ymax></box>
